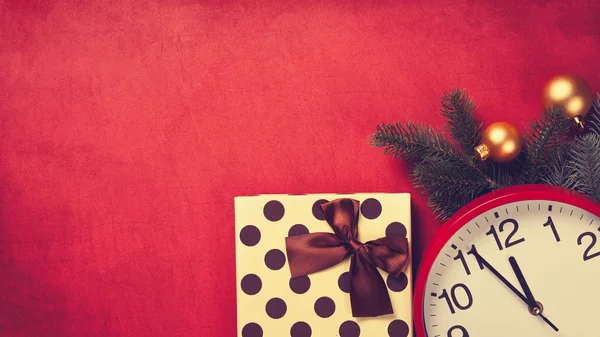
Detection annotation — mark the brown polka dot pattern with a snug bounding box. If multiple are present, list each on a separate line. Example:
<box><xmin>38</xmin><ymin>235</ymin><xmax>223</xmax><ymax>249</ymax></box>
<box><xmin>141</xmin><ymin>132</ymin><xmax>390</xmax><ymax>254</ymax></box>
<box><xmin>311</xmin><ymin>199</ymin><xmax>329</xmax><ymax>220</ymax></box>
<box><xmin>387</xmin><ymin>320</ymin><xmax>409</xmax><ymax>337</ymax></box>
<box><xmin>264</xmin><ymin>249</ymin><xmax>286</xmax><ymax>270</ymax></box>
<box><xmin>263</xmin><ymin>200</ymin><xmax>285</xmax><ymax>222</ymax></box>
<box><xmin>235</xmin><ymin>194</ymin><xmax>411</xmax><ymax>337</ymax></box>
<box><xmin>290</xmin><ymin>321</ymin><xmax>312</xmax><ymax>337</ymax></box>
<box><xmin>339</xmin><ymin>320</ymin><xmax>360</xmax><ymax>337</ymax></box>
<box><xmin>265</xmin><ymin>298</ymin><xmax>287</xmax><ymax>319</ymax></box>
<box><xmin>241</xmin><ymin>274</ymin><xmax>262</xmax><ymax>295</ymax></box>
<box><xmin>360</xmin><ymin>198</ymin><xmax>382</xmax><ymax>219</ymax></box>
<box><xmin>240</xmin><ymin>225</ymin><xmax>261</xmax><ymax>246</ymax></box>
<box><xmin>289</xmin><ymin>275</ymin><xmax>311</xmax><ymax>294</ymax></box>
<box><xmin>386</xmin><ymin>222</ymin><xmax>407</xmax><ymax>238</ymax></box>
<box><xmin>241</xmin><ymin>322</ymin><xmax>263</xmax><ymax>337</ymax></box>
<box><xmin>338</xmin><ymin>272</ymin><xmax>351</xmax><ymax>293</ymax></box>
<box><xmin>314</xmin><ymin>296</ymin><xmax>335</xmax><ymax>318</ymax></box>
<box><xmin>387</xmin><ymin>273</ymin><xmax>408</xmax><ymax>292</ymax></box>
<box><xmin>288</xmin><ymin>224</ymin><xmax>309</xmax><ymax>236</ymax></box>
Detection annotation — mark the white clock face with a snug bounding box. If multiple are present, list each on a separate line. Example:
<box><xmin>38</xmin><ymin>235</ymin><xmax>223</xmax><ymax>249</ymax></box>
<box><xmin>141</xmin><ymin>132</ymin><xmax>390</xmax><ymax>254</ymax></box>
<box><xmin>422</xmin><ymin>199</ymin><xmax>600</xmax><ymax>337</ymax></box>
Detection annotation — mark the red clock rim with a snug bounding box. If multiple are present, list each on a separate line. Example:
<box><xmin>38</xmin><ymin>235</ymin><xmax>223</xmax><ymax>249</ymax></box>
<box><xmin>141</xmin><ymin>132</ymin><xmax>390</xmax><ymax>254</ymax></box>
<box><xmin>413</xmin><ymin>184</ymin><xmax>600</xmax><ymax>337</ymax></box>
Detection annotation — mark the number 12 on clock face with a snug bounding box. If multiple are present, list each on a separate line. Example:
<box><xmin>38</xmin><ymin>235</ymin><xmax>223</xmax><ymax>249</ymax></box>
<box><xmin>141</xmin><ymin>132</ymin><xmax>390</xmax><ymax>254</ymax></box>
<box><xmin>413</xmin><ymin>185</ymin><xmax>600</xmax><ymax>337</ymax></box>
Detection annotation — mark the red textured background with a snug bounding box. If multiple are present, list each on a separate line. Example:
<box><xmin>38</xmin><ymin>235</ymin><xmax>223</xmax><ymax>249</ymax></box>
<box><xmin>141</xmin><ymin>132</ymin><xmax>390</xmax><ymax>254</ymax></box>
<box><xmin>1</xmin><ymin>1</ymin><xmax>599</xmax><ymax>336</ymax></box>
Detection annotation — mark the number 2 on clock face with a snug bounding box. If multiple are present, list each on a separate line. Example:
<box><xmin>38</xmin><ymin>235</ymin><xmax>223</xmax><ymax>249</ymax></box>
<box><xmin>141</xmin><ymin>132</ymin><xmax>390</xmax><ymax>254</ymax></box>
<box><xmin>416</xmin><ymin>190</ymin><xmax>600</xmax><ymax>337</ymax></box>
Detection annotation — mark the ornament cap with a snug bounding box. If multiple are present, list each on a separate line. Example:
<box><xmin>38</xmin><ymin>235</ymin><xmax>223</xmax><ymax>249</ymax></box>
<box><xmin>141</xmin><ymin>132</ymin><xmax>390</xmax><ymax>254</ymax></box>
<box><xmin>474</xmin><ymin>144</ymin><xmax>490</xmax><ymax>161</ymax></box>
<box><xmin>573</xmin><ymin>116</ymin><xmax>585</xmax><ymax>130</ymax></box>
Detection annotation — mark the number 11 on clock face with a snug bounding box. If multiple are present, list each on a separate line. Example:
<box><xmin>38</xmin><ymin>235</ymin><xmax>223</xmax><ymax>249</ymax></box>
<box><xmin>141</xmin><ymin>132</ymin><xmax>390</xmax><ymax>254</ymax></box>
<box><xmin>420</xmin><ymin>199</ymin><xmax>600</xmax><ymax>337</ymax></box>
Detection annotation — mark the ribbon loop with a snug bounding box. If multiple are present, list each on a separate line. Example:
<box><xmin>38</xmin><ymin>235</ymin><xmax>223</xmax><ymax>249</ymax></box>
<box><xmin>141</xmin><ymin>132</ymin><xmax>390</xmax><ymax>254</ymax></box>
<box><xmin>285</xmin><ymin>198</ymin><xmax>409</xmax><ymax>318</ymax></box>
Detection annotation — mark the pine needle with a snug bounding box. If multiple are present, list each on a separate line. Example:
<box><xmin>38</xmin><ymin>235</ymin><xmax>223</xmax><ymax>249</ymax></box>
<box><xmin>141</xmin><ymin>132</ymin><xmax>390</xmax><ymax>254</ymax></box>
<box><xmin>567</xmin><ymin>133</ymin><xmax>600</xmax><ymax>201</ymax></box>
<box><xmin>440</xmin><ymin>89</ymin><xmax>483</xmax><ymax>155</ymax></box>
<box><xmin>412</xmin><ymin>157</ymin><xmax>492</xmax><ymax>221</ymax></box>
<box><xmin>370</xmin><ymin>121</ymin><xmax>464</xmax><ymax>164</ymax></box>
<box><xmin>521</xmin><ymin>107</ymin><xmax>572</xmax><ymax>184</ymax></box>
<box><xmin>542</xmin><ymin>142</ymin><xmax>577</xmax><ymax>189</ymax></box>
<box><xmin>485</xmin><ymin>161</ymin><xmax>517</xmax><ymax>187</ymax></box>
<box><xmin>588</xmin><ymin>94</ymin><xmax>600</xmax><ymax>135</ymax></box>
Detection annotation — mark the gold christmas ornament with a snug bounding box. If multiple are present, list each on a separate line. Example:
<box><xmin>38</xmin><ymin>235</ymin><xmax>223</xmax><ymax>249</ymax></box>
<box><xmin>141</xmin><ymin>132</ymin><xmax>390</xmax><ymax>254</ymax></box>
<box><xmin>542</xmin><ymin>74</ymin><xmax>593</xmax><ymax>128</ymax></box>
<box><xmin>474</xmin><ymin>122</ymin><xmax>523</xmax><ymax>163</ymax></box>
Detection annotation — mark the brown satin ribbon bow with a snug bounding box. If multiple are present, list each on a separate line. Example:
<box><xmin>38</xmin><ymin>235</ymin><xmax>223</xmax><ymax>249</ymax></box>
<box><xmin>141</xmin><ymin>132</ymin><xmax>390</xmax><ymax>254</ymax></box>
<box><xmin>285</xmin><ymin>198</ymin><xmax>409</xmax><ymax>317</ymax></box>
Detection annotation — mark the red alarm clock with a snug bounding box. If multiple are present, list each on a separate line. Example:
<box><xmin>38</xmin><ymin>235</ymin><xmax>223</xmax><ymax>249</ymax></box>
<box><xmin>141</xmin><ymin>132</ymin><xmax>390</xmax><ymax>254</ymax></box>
<box><xmin>414</xmin><ymin>184</ymin><xmax>600</xmax><ymax>337</ymax></box>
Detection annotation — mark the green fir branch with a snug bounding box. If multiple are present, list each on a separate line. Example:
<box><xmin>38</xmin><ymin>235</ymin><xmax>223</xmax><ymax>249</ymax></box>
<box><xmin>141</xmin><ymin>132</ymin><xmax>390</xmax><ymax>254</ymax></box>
<box><xmin>440</xmin><ymin>89</ymin><xmax>483</xmax><ymax>155</ymax></box>
<box><xmin>412</xmin><ymin>158</ymin><xmax>492</xmax><ymax>221</ymax></box>
<box><xmin>371</xmin><ymin>121</ymin><xmax>502</xmax><ymax>189</ymax></box>
<box><xmin>485</xmin><ymin>161</ymin><xmax>517</xmax><ymax>187</ymax></box>
<box><xmin>371</xmin><ymin>120</ymin><xmax>505</xmax><ymax>220</ymax></box>
<box><xmin>412</xmin><ymin>159</ymin><xmax>492</xmax><ymax>197</ymax></box>
<box><xmin>567</xmin><ymin>133</ymin><xmax>600</xmax><ymax>201</ymax></box>
<box><xmin>521</xmin><ymin>107</ymin><xmax>572</xmax><ymax>184</ymax></box>
<box><xmin>541</xmin><ymin>142</ymin><xmax>577</xmax><ymax>190</ymax></box>
<box><xmin>370</xmin><ymin>89</ymin><xmax>600</xmax><ymax>221</ymax></box>
<box><xmin>439</xmin><ymin>88</ymin><xmax>520</xmax><ymax>188</ymax></box>
<box><xmin>426</xmin><ymin>192</ymin><xmax>470</xmax><ymax>222</ymax></box>
<box><xmin>588</xmin><ymin>94</ymin><xmax>600</xmax><ymax>135</ymax></box>
<box><xmin>370</xmin><ymin>121</ymin><xmax>464</xmax><ymax>164</ymax></box>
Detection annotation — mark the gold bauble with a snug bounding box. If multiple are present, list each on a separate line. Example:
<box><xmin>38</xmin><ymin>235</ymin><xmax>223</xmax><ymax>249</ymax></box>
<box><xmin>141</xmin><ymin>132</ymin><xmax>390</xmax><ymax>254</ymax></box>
<box><xmin>542</xmin><ymin>74</ymin><xmax>593</xmax><ymax>128</ymax></box>
<box><xmin>474</xmin><ymin>122</ymin><xmax>523</xmax><ymax>163</ymax></box>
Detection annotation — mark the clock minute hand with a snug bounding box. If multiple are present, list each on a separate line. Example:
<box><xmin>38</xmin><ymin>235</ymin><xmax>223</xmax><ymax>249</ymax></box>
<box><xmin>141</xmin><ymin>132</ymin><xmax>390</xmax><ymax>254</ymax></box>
<box><xmin>467</xmin><ymin>247</ymin><xmax>529</xmax><ymax>303</ymax></box>
<box><xmin>508</xmin><ymin>256</ymin><xmax>538</xmax><ymax>310</ymax></box>
<box><xmin>467</xmin><ymin>246</ymin><xmax>559</xmax><ymax>332</ymax></box>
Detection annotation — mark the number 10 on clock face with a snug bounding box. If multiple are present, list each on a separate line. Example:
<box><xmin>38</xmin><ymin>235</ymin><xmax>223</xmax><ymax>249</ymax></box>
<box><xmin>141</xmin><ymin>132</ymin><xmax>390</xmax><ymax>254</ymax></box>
<box><xmin>414</xmin><ymin>186</ymin><xmax>600</xmax><ymax>337</ymax></box>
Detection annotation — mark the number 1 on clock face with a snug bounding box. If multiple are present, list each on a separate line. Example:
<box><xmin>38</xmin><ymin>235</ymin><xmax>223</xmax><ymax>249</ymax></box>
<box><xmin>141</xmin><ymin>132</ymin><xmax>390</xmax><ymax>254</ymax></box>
<box><xmin>422</xmin><ymin>200</ymin><xmax>600</xmax><ymax>337</ymax></box>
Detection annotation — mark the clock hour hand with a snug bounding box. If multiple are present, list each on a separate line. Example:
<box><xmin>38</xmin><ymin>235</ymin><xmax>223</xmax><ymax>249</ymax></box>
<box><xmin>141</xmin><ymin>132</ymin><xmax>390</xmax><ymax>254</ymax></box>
<box><xmin>508</xmin><ymin>256</ymin><xmax>538</xmax><ymax>311</ymax></box>
<box><xmin>467</xmin><ymin>246</ymin><xmax>559</xmax><ymax>332</ymax></box>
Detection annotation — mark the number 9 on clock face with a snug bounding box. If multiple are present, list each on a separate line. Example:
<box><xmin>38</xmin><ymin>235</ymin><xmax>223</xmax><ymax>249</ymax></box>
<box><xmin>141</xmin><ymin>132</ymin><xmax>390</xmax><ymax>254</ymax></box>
<box><xmin>413</xmin><ymin>185</ymin><xmax>600</xmax><ymax>337</ymax></box>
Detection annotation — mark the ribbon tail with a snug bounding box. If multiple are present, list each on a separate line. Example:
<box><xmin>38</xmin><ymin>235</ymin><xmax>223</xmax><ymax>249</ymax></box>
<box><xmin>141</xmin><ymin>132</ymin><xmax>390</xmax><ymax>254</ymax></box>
<box><xmin>349</xmin><ymin>252</ymin><xmax>394</xmax><ymax>317</ymax></box>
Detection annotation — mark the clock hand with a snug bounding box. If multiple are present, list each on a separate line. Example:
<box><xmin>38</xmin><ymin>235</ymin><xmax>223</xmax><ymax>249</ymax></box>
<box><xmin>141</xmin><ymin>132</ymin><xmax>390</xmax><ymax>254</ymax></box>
<box><xmin>467</xmin><ymin>246</ymin><xmax>559</xmax><ymax>332</ymax></box>
<box><xmin>508</xmin><ymin>256</ymin><xmax>538</xmax><ymax>311</ymax></box>
<box><xmin>467</xmin><ymin>246</ymin><xmax>528</xmax><ymax>302</ymax></box>
<box><xmin>507</xmin><ymin>257</ymin><xmax>560</xmax><ymax>331</ymax></box>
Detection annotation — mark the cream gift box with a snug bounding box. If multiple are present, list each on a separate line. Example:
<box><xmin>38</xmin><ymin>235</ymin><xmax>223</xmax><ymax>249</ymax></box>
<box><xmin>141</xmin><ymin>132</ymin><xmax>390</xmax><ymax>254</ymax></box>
<box><xmin>234</xmin><ymin>193</ymin><xmax>412</xmax><ymax>337</ymax></box>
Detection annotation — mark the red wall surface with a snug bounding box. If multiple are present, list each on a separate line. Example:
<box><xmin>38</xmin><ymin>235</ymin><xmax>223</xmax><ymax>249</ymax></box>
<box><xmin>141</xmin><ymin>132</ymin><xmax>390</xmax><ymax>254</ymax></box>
<box><xmin>1</xmin><ymin>1</ymin><xmax>599</xmax><ymax>336</ymax></box>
